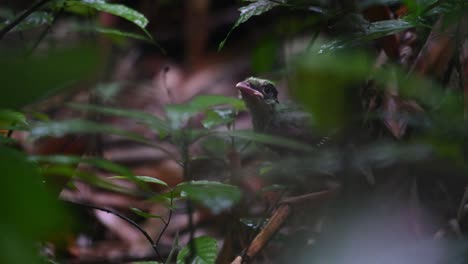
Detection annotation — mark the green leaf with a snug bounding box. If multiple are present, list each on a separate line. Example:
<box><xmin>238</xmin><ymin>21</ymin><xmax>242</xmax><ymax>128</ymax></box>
<box><xmin>130</xmin><ymin>208</ymin><xmax>164</xmax><ymax>220</ymax></box>
<box><xmin>69</xmin><ymin>103</ymin><xmax>170</xmax><ymax>138</ymax></box>
<box><xmin>201</xmin><ymin>109</ymin><xmax>235</xmax><ymax>129</ymax></box>
<box><xmin>175</xmin><ymin>181</ymin><xmax>241</xmax><ymax>214</ymax></box>
<box><xmin>40</xmin><ymin>165</ymin><xmax>131</xmax><ymax>194</ymax></box>
<box><xmin>176</xmin><ymin>236</ymin><xmax>218</xmax><ymax>264</ymax></box>
<box><xmin>0</xmin><ymin>11</ymin><xmax>52</xmax><ymax>33</ymax></box>
<box><xmin>0</xmin><ymin>45</ymin><xmax>100</xmax><ymax>109</ymax></box>
<box><xmin>0</xmin><ymin>135</ymin><xmax>16</xmax><ymax>144</ymax></box>
<box><xmin>292</xmin><ymin>47</ymin><xmax>373</xmax><ymax>130</ymax></box>
<box><xmin>72</xmin><ymin>24</ymin><xmax>153</xmax><ymax>43</ymax></box>
<box><xmin>110</xmin><ymin>176</ymin><xmax>168</xmax><ymax>187</ymax></box>
<box><xmin>67</xmin><ymin>0</ymin><xmax>149</xmax><ymax>32</ymax></box>
<box><xmin>361</xmin><ymin>19</ymin><xmax>416</xmax><ymax>41</ymax></box>
<box><xmin>219</xmin><ymin>0</ymin><xmax>285</xmax><ymax>50</ymax></box>
<box><xmin>166</xmin><ymin>95</ymin><xmax>245</xmax><ymax>129</ymax></box>
<box><xmin>29</xmin><ymin>119</ymin><xmax>148</xmax><ymax>142</ymax></box>
<box><xmin>0</xmin><ymin>109</ymin><xmax>27</xmax><ymax>126</ymax></box>
<box><xmin>222</xmin><ymin>130</ymin><xmax>316</xmax><ymax>152</ymax></box>
<box><xmin>30</xmin><ymin>155</ymin><xmax>133</xmax><ymax>176</ymax></box>
<box><xmin>403</xmin><ymin>0</ymin><xmax>438</xmax><ymax>15</ymax></box>
<box><xmin>0</xmin><ymin>146</ymin><xmax>66</xmax><ymax>264</ymax></box>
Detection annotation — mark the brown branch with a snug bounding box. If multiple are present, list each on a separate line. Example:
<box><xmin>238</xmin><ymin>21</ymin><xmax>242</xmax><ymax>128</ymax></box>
<box><xmin>231</xmin><ymin>187</ymin><xmax>339</xmax><ymax>263</ymax></box>
<box><xmin>0</xmin><ymin>0</ymin><xmax>53</xmax><ymax>40</ymax></box>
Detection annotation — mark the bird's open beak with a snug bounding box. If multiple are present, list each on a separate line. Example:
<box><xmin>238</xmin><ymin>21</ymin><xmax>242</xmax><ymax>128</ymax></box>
<box><xmin>236</xmin><ymin>81</ymin><xmax>264</xmax><ymax>98</ymax></box>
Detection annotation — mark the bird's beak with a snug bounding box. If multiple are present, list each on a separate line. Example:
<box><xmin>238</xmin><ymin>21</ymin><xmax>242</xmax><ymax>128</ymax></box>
<box><xmin>236</xmin><ymin>81</ymin><xmax>264</xmax><ymax>98</ymax></box>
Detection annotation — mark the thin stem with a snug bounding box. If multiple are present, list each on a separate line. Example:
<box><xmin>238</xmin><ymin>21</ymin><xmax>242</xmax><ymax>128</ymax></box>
<box><xmin>155</xmin><ymin>191</ymin><xmax>174</xmax><ymax>248</ymax></box>
<box><xmin>0</xmin><ymin>0</ymin><xmax>53</xmax><ymax>40</ymax></box>
<box><xmin>27</xmin><ymin>4</ymin><xmax>64</xmax><ymax>56</ymax></box>
<box><xmin>68</xmin><ymin>200</ymin><xmax>164</xmax><ymax>263</ymax></box>
<box><xmin>181</xmin><ymin>137</ymin><xmax>196</xmax><ymax>262</ymax></box>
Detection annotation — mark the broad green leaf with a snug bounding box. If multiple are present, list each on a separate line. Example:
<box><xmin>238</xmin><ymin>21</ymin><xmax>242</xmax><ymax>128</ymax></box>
<box><xmin>0</xmin><ymin>110</ymin><xmax>27</xmax><ymax>126</ymax></box>
<box><xmin>0</xmin><ymin>135</ymin><xmax>16</xmax><ymax>144</ymax></box>
<box><xmin>0</xmin><ymin>11</ymin><xmax>52</xmax><ymax>33</ymax></box>
<box><xmin>177</xmin><ymin>236</ymin><xmax>218</xmax><ymax>264</ymax></box>
<box><xmin>67</xmin><ymin>0</ymin><xmax>149</xmax><ymax>33</ymax></box>
<box><xmin>359</xmin><ymin>0</ymin><xmax>401</xmax><ymax>8</ymax></box>
<box><xmin>29</xmin><ymin>119</ymin><xmax>147</xmax><ymax>142</ymax></box>
<box><xmin>175</xmin><ymin>181</ymin><xmax>241</xmax><ymax>214</ymax></box>
<box><xmin>320</xmin><ymin>19</ymin><xmax>417</xmax><ymax>52</ymax></box>
<box><xmin>69</xmin><ymin>103</ymin><xmax>170</xmax><ymax>138</ymax></box>
<box><xmin>72</xmin><ymin>25</ymin><xmax>153</xmax><ymax>43</ymax></box>
<box><xmin>403</xmin><ymin>0</ymin><xmax>438</xmax><ymax>15</ymax></box>
<box><xmin>40</xmin><ymin>165</ymin><xmax>131</xmax><ymax>194</ymax></box>
<box><xmin>0</xmin><ymin>146</ymin><xmax>66</xmax><ymax>264</ymax></box>
<box><xmin>292</xmin><ymin>47</ymin><xmax>373</xmax><ymax>130</ymax></box>
<box><xmin>201</xmin><ymin>109</ymin><xmax>235</xmax><ymax>129</ymax></box>
<box><xmin>0</xmin><ymin>45</ymin><xmax>99</xmax><ymax>109</ymax></box>
<box><xmin>30</xmin><ymin>155</ymin><xmax>133</xmax><ymax>176</ymax></box>
<box><xmin>360</xmin><ymin>19</ymin><xmax>416</xmax><ymax>41</ymax></box>
<box><xmin>222</xmin><ymin>130</ymin><xmax>316</xmax><ymax>152</ymax></box>
<box><xmin>130</xmin><ymin>208</ymin><xmax>164</xmax><ymax>220</ymax></box>
<box><xmin>110</xmin><ymin>176</ymin><xmax>168</xmax><ymax>187</ymax></box>
<box><xmin>166</xmin><ymin>95</ymin><xmax>245</xmax><ymax>129</ymax></box>
<box><xmin>219</xmin><ymin>0</ymin><xmax>285</xmax><ymax>50</ymax></box>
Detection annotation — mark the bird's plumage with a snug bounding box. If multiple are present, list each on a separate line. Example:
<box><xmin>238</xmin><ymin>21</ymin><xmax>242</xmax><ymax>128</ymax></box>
<box><xmin>237</xmin><ymin>77</ymin><xmax>314</xmax><ymax>146</ymax></box>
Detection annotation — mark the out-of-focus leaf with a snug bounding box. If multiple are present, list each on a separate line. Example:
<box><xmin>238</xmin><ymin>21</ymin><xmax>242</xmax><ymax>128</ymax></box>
<box><xmin>40</xmin><ymin>164</ymin><xmax>131</xmax><ymax>194</ymax></box>
<box><xmin>30</xmin><ymin>155</ymin><xmax>133</xmax><ymax>176</ymax></box>
<box><xmin>166</xmin><ymin>95</ymin><xmax>245</xmax><ymax>129</ymax></box>
<box><xmin>175</xmin><ymin>181</ymin><xmax>241</xmax><ymax>214</ymax></box>
<box><xmin>292</xmin><ymin>47</ymin><xmax>373</xmax><ymax>131</ymax></box>
<box><xmin>72</xmin><ymin>24</ymin><xmax>153</xmax><ymax>43</ymax></box>
<box><xmin>0</xmin><ymin>11</ymin><xmax>52</xmax><ymax>33</ymax></box>
<box><xmin>219</xmin><ymin>0</ymin><xmax>285</xmax><ymax>50</ymax></box>
<box><xmin>222</xmin><ymin>130</ymin><xmax>316</xmax><ymax>152</ymax></box>
<box><xmin>0</xmin><ymin>45</ymin><xmax>99</xmax><ymax>109</ymax></box>
<box><xmin>29</xmin><ymin>119</ymin><xmax>148</xmax><ymax>142</ymax></box>
<box><xmin>93</xmin><ymin>82</ymin><xmax>123</xmax><ymax>103</ymax></box>
<box><xmin>0</xmin><ymin>135</ymin><xmax>16</xmax><ymax>144</ymax></box>
<box><xmin>403</xmin><ymin>0</ymin><xmax>438</xmax><ymax>15</ymax></box>
<box><xmin>361</xmin><ymin>19</ymin><xmax>415</xmax><ymax>41</ymax></box>
<box><xmin>66</xmin><ymin>0</ymin><xmax>149</xmax><ymax>32</ymax></box>
<box><xmin>110</xmin><ymin>175</ymin><xmax>168</xmax><ymax>187</ymax></box>
<box><xmin>0</xmin><ymin>146</ymin><xmax>66</xmax><ymax>264</ymax></box>
<box><xmin>252</xmin><ymin>37</ymin><xmax>279</xmax><ymax>73</ymax></box>
<box><xmin>130</xmin><ymin>207</ymin><xmax>164</xmax><ymax>220</ymax></box>
<box><xmin>320</xmin><ymin>19</ymin><xmax>416</xmax><ymax>52</ymax></box>
<box><xmin>201</xmin><ymin>108</ymin><xmax>235</xmax><ymax>129</ymax></box>
<box><xmin>69</xmin><ymin>103</ymin><xmax>170</xmax><ymax>138</ymax></box>
<box><xmin>176</xmin><ymin>236</ymin><xmax>218</xmax><ymax>264</ymax></box>
<box><xmin>359</xmin><ymin>0</ymin><xmax>401</xmax><ymax>9</ymax></box>
<box><xmin>0</xmin><ymin>109</ymin><xmax>27</xmax><ymax>126</ymax></box>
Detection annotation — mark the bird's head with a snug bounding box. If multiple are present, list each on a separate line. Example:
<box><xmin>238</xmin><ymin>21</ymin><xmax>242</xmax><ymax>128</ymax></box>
<box><xmin>236</xmin><ymin>77</ymin><xmax>279</xmax><ymax>107</ymax></box>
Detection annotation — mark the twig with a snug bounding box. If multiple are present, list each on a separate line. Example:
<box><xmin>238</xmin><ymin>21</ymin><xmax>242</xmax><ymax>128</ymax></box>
<box><xmin>231</xmin><ymin>188</ymin><xmax>339</xmax><ymax>263</ymax></box>
<box><xmin>27</xmin><ymin>4</ymin><xmax>65</xmax><ymax>56</ymax></box>
<box><xmin>180</xmin><ymin>137</ymin><xmax>197</xmax><ymax>262</ymax></box>
<box><xmin>156</xmin><ymin>191</ymin><xmax>174</xmax><ymax>248</ymax></box>
<box><xmin>67</xmin><ymin>200</ymin><xmax>164</xmax><ymax>263</ymax></box>
<box><xmin>0</xmin><ymin>0</ymin><xmax>53</xmax><ymax>40</ymax></box>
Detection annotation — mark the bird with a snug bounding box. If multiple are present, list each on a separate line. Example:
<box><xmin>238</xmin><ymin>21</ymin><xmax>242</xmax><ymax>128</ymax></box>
<box><xmin>236</xmin><ymin>77</ymin><xmax>322</xmax><ymax>148</ymax></box>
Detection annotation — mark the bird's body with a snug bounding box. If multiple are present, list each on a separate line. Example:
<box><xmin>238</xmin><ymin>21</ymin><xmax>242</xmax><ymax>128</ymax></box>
<box><xmin>236</xmin><ymin>77</ymin><xmax>315</xmax><ymax>147</ymax></box>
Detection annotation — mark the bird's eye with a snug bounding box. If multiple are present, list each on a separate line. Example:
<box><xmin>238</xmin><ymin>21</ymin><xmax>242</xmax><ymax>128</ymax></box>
<box><xmin>263</xmin><ymin>84</ymin><xmax>275</xmax><ymax>95</ymax></box>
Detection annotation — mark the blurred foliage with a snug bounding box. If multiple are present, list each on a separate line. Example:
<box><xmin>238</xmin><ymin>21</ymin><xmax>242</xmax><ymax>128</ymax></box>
<box><xmin>1</xmin><ymin>0</ymin><xmax>468</xmax><ymax>263</ymax></box>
